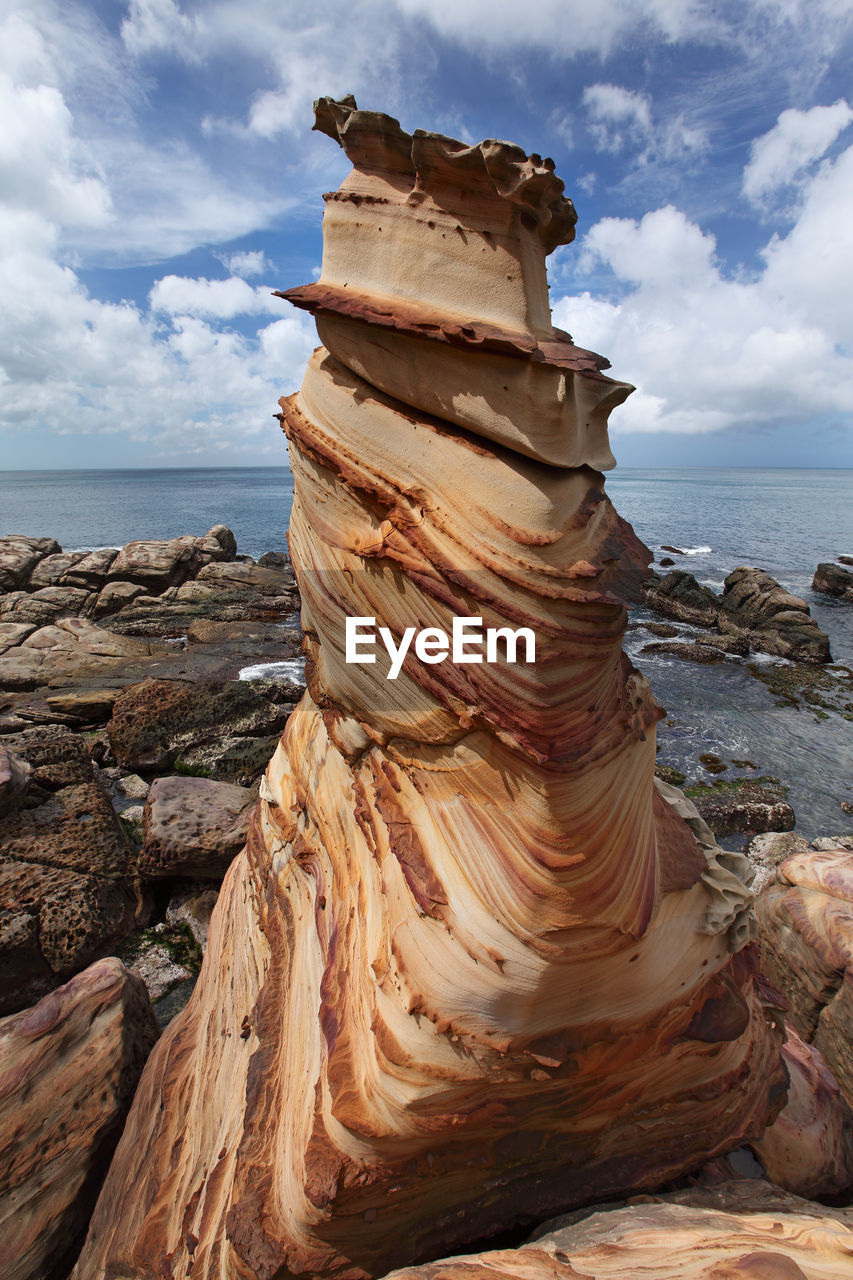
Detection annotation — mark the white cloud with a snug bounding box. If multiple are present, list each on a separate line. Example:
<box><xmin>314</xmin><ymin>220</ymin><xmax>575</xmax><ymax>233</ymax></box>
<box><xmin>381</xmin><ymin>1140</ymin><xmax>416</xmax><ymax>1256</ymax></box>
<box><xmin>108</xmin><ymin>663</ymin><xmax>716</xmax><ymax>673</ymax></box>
<box><xmin>582</xmin><ymin>83</ymin><xmax>707</xmax><ymax>165</ymax></box>
<box><xmin>121</xmin><ymin>0</ymin><xmax>200</xmax><ymax>59</ymax></box>
<box><xmin>0</xmin><ymin>5</ymin><xmax>314</xmax><ymax>455</ymax></box>
<box><xmin>149</xmin><ymin>275</ymin><xmax>281</xmax><ymax>319</ymax></box>
<box><xmin>217</xmin><ymin>249</ymin><xmax>271</xmax><ymax>278</ymax></box>
<box><xmin>742</xmin><ymin>100</ymin><xmax>853</xmax><ymax>204</ymax></box>
<box><xmin>393</xmin><ymin>0</ymin><xmax>718</xmax><ymax>56</ymax></box>
<box><xmin>553</xmin><ymin>144</ymin><xmax>853</xmax><ymax>435</ymax></box>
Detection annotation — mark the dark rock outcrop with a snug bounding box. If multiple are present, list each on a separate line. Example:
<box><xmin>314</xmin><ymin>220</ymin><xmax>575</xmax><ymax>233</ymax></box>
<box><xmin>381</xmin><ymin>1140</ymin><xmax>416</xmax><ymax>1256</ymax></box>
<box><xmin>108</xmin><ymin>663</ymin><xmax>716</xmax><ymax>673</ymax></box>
<box><xmin>684</xmin><ymin>775</ymin><xmax>795</xmax><ymax>837</ymax></box>
<box><xmin>107</xmin><ymin>677</ymin><xmax>294</xmax><ymax>783</ymax></box>
<box><xmin>719</xmin><ymin>566</ymin><xmax>831</xmax><ymax>663</ymax></box>
<box><xmin>813</xmin><ymin>561</ymin><xmax>853</xmax><ymax>601</ymax></box>
<box><xmin>642</xmin><ymin>566</ymin><xmax>832</xmax><ymax>664</ymax></box>
<box><xmin>641</xmin><ymin>569</ymin><xmax>719</xmax><ymax>627</ymax></box>
<box><xmin>0</xmin><ymin>725</ymin><xmax>143</xmax><ymax>1014</ymax></box>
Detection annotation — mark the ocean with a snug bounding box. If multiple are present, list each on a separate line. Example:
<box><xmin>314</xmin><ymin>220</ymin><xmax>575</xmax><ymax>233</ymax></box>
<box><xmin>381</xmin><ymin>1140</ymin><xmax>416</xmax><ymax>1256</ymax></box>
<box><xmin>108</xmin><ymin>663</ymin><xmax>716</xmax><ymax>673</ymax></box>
<box><xmin>2</xmin><ymin>465</ymin><xmax>851</xmax><ymax>840</ymax></box>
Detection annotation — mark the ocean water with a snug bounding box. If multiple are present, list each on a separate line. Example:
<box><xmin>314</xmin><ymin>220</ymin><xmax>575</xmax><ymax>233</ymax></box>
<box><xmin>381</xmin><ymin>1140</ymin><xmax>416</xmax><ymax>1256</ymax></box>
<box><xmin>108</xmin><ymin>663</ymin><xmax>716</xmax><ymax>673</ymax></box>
<box><xmin>2</xmin><ymin>465</ymin><xmax>852</xmax><ymax>839</ymax></box>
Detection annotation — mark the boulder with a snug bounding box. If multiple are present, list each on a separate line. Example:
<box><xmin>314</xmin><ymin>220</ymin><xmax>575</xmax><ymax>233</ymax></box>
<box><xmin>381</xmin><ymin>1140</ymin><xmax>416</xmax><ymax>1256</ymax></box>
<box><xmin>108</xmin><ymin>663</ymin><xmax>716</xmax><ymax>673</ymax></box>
<box><xmin>0</xmin><ymin>535</ymin><xmax>60</xmax><ymax>592</ymax></box>
<box><xmin>107</xmin><ymin>678</ymin><xmax>292</xmax><ymax>777</ymax></box>
<box><xmin>0</xmin><ymin>584</ymin><xmax>94</xmax><ymax>625</ymax></box>
<box><xmin>0</xmin><ymin>957</ymin><xmax>158</xmax><ymax>1280</ymax></box>
<box><xmin>752</xmin><ymin>1027</ymin><xmax>853</xmax><ymax>1200</ymax></box>
<box><xmin>93</xmin><ymin>580</ymin><xmax>147</xmax><ymax>618</ymax></box>
<box><xmin>745</xmin><ymin>830</ymin><xmax>809</xmax><ymax>896</ymax></box>
<box><xmin>26</xmin><ymin>550</ymin><xmax>87</xmax><ymax>588</ymax></box>
<box><xmin>107</xmin><ymin>536</ymin><xmax>204</xmax><ymax>593</ymax></box>
<box><xmin>195</xmin><ymin>559</ymin><xmax>297</xmax><ymax>594</ymax></box>
<box><xmin>0</xmin><ymin>621</ymin><xmax>36</xmax><ymax>654</ymax></box>
<box><xmin>43</xmin><ymin>687</ymin><xmax>119</xmax><ymax>725</ymax></box>
<box><xmin>196</xmin><ymin>523</ymin><xmax>238</xmax><ymax>560</ymax></box>
<box><xmin>140</xmin><ymin>775</ymin><xmax>255</xmax><ymax>878</ymax></box>
<box><xmin>60</xmin><ymin>546</ymin><xmax>119</xmax><ymax>590</ymax></box>
<box><xmin>641</xmin><ymin>569</ymin><xmax>720</xmax><ymax>627</ymax></box>
<box><xmin>720</xmin><ymin>566</ymin><xmax>831</xmax><ymax>663</ymax></box>
<box><xmin>813</xmin><ymin>561</ymin><xmax>853</xmax><ymax>601</ymax></box>
<box><xmin>256</xmin><ymin>550</ymin><xmax>289</xmax><ymax>570</ymax></box>
<box><xmin>0</xmin><ymin>726</ymin><xmax>143</xmax><ymax>1014</ymax></box>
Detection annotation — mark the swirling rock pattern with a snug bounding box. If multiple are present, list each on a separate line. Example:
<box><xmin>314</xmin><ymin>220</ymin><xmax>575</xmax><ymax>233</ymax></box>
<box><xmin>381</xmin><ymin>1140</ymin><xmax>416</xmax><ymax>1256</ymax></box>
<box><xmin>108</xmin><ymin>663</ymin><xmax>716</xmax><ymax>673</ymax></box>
<box><xmin>73</xmin><ymin>100</ymin><xmax>785</xmax><ymax>1280</ymax></box>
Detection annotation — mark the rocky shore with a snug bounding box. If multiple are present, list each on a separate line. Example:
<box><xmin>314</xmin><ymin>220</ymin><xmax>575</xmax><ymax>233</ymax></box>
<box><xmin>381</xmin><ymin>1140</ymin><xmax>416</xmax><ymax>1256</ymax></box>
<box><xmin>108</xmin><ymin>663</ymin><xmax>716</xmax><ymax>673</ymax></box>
<box><xmin>0</xmin><ymin>525</ymin><xmax>303</xmax><ymax>1027</ymax></box>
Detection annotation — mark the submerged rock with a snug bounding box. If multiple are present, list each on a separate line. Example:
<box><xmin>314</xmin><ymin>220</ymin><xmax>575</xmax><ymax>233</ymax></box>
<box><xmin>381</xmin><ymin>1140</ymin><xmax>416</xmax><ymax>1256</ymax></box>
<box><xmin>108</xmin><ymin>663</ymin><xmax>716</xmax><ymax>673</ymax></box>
<box><xmin>73</xmin><ymin>100</ymin><xmax>784</xmax><ymax>1280</ymax></box>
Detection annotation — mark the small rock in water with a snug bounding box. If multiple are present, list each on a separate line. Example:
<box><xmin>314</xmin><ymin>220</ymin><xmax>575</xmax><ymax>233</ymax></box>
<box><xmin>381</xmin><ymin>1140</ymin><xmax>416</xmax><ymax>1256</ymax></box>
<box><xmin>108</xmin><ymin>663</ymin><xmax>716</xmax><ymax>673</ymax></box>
<box><xmin>699</xmin><ymin>753</ymin><xmax>727</xmax><ymax>775</ymax></box>
<box><xmin>812</xmin><ymin>561</ymin><xmax>853</xmax><ymax>601</ymax></box>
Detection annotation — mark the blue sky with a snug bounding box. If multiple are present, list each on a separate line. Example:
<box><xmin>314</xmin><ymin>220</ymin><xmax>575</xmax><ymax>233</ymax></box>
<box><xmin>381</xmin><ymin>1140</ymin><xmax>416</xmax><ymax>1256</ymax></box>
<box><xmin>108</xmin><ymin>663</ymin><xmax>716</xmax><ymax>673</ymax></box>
<box><xmin>2</xmin><ymin>0</ymin><xmax>853</xmax><ymax>469</ymax></box>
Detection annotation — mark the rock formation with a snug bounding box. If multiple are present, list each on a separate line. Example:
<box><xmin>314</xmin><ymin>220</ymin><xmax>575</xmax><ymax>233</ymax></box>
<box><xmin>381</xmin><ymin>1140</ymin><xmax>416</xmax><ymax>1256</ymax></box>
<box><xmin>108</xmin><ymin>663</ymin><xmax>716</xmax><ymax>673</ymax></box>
<box><xmin>73</xmin><ymin>99</ymin><xmax>785</xmax><ymax>1280</ymax></box>
<box><xmin>0</xmin><ymin>956</ymin><xmax>158</xmax><ymax>1280</ymax></box>
<box><xmin>758</xmin><ymin>842</ymin><xmax>853</xmax><ymax>1111</ymax></box>
<box><xmin>0</xmin><ymin>725</ymin><xmax>144</xmax><ymax>1014</ymax></box>
<box><xmin>642</xmin><ymin>566</ymin><xmax>832</xmax><ymax>663</ymax></box>
<box><xmin>751</xmin><ymin>1026</ymin><xmax>853</xmax><ymax>1200</ymax></box>
<box><xmin>384</xmin><ymin>1181</ymin><xmax>853</xmax><ymax>1280</ymax></box>
<box><xmin>813</xmin><ymin>561</ymin><xmax>853</xmax><ymax>601</ymax></box>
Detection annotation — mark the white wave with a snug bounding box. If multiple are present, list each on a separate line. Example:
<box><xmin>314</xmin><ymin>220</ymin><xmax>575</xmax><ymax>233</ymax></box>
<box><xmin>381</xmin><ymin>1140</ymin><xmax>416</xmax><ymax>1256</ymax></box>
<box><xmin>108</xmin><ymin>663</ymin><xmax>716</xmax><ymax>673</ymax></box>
<box><xmin>239</xmin><ymin>658</ymin><xmax>306</xmax><ymax>684</ymax></box>
<box><xmin>66</xmin><ymin>543</ymin><xmax>122</xmax><ymax>552</ymax></box>
<box><xmin>682</xmin><ymin>545</ymin><xmax>712</xmax><ymax>555</ymax></box>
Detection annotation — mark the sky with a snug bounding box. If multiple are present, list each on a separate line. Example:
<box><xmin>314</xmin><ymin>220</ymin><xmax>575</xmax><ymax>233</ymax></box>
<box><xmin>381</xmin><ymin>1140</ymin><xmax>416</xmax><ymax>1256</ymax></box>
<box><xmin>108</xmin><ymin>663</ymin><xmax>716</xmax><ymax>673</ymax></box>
<box><xmin>2</xmin><ymin>0</ymin><xmax>853</xmax><ymax>470</ymax></box>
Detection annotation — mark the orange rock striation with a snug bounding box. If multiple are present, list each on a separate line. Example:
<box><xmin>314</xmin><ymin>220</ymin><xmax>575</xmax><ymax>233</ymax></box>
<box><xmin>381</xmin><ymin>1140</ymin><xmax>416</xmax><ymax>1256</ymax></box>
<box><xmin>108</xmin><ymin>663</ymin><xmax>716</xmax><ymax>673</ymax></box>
<box><xmin>74</xmin><ymin>99</ymin><xmax>785</xmax><ymax>1280</ymax></box>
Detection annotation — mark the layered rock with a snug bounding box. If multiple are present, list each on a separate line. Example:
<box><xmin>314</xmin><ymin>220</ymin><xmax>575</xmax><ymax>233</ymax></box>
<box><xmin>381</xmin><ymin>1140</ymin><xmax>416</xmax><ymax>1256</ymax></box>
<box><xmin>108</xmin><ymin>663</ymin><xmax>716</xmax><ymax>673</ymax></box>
<box><xmin>0</xmin><ymin>957</ymin><xmax>158</xmax><ymax>1280</ymax></box>
<box><xmin>74</xmin><ymin>100</ymin><xmax>785</xmax><ymax>1280</ymax></box>
<box><xmin>386</xmin><ymin>1181</ymin><xmax>853</xmax><ymax>1280</ymax></box>
<box><xmin>751</xmin><ymin>1027</ymin><xmax>853</xmax><ymax>1200</ymax></box>
<box><xmin>757</xmin><ymin>843</ymin><xmax>853</xmax><ymax>1110</ymax></box>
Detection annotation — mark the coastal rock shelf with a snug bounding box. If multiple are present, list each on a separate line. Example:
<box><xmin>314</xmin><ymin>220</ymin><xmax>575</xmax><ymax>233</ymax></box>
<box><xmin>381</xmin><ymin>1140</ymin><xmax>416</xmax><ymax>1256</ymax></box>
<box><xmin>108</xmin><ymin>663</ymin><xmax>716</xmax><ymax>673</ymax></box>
<box><xmin>74</xmin><ymin>100</ymin><xmax>786</xmax><ymax>1280</ymax></box>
